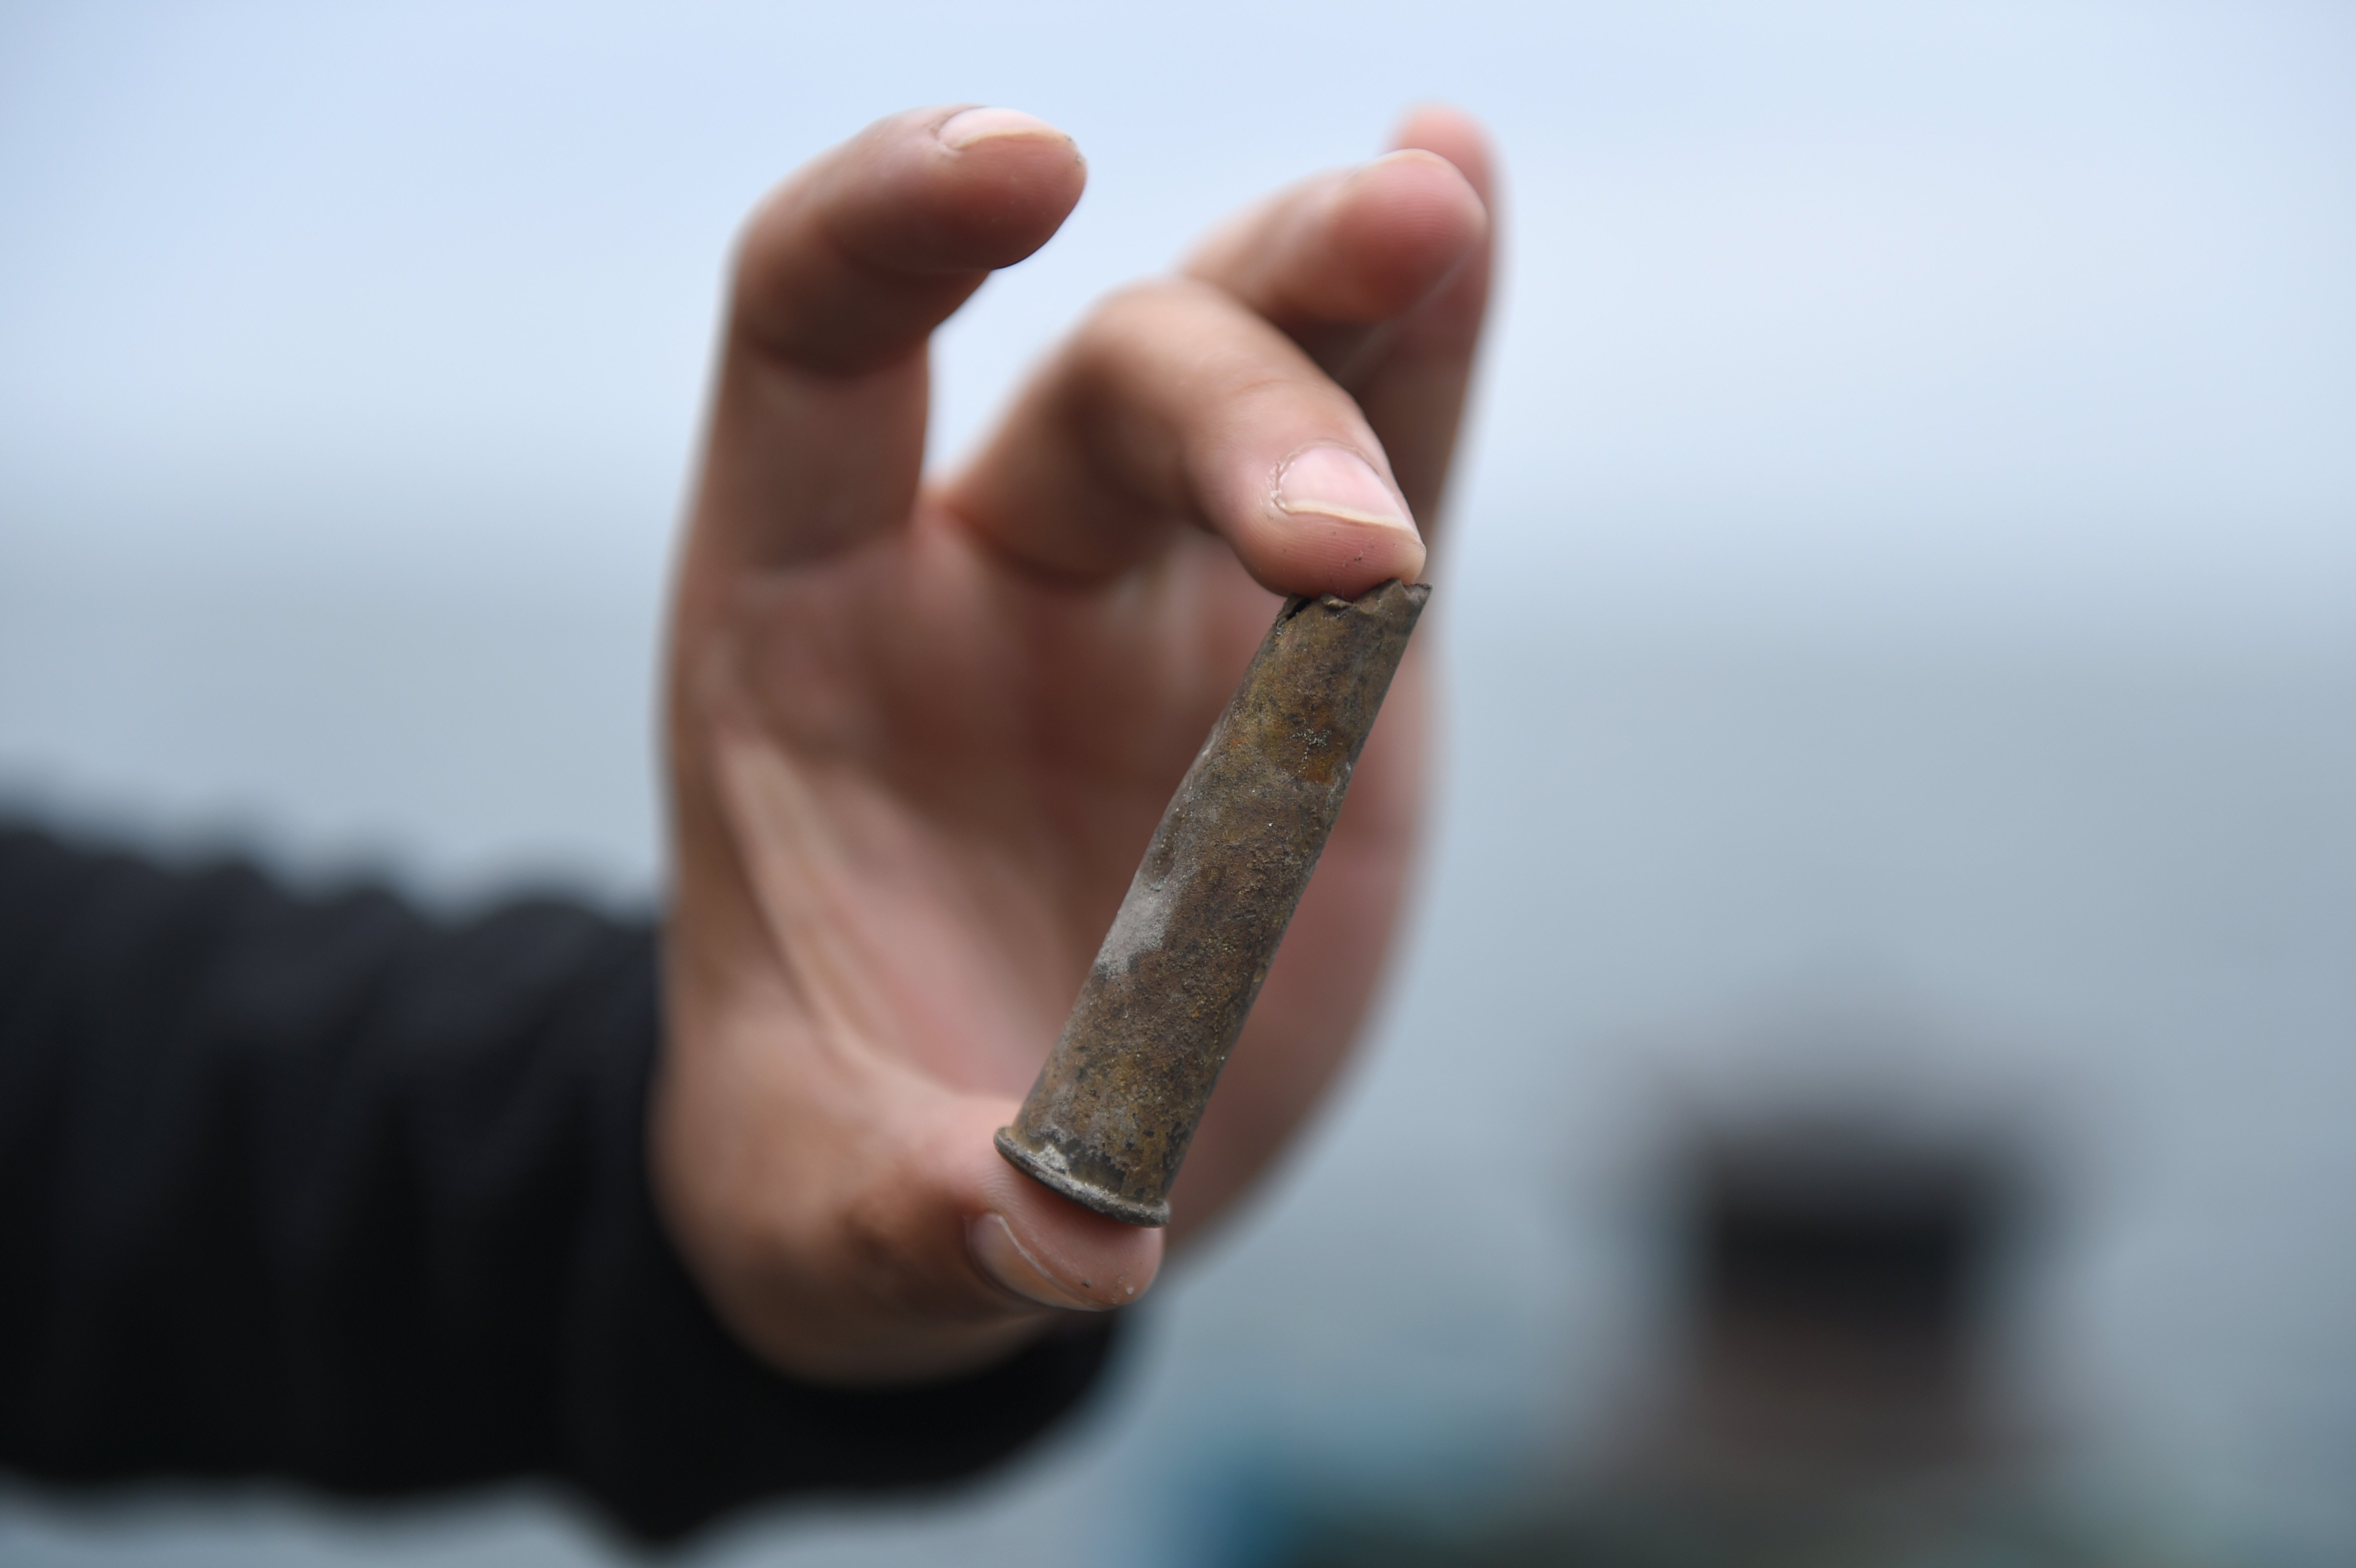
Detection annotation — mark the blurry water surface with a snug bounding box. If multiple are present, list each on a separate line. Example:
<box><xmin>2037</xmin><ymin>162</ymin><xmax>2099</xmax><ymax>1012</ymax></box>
<box><xmin>2</xmin><ymin>2</ymin><xmax>2351</xmax><ymax>1564</ymax></box>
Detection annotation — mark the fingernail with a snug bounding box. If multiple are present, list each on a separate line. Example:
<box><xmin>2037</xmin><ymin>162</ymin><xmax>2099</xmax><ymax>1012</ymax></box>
<box><xmin>1348</xmin><ymin>147</ymin><xmax>1454</xmax><ymax>184</ymax></box>
<box><xmin>938</xmin><ymin>107</ymin><xmax>1063</xmax><ymax>150</ymax></box>
<box><xmin>968</xmin><ymin>1213</ymin><xmax>1109</xmax><ymax>1312</ymax></box>
<box><xmin>1273</xmin><ymin>445</ymin><xmax>1419</xmax><ymax>534</ymax></box>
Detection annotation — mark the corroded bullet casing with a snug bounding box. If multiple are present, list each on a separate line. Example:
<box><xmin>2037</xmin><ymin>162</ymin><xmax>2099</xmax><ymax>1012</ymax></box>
<box><xmin>995</xmin><ymin>579</ymin><xmax>1430</xmax><ymax>1226</ymax></box>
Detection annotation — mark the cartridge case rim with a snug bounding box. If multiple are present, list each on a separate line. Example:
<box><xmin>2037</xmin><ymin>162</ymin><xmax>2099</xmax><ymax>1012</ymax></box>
<box><xmin>993</xmin><ymin>1127</ymin><xmax>1173</xmax><ymax>1227</ymax></box>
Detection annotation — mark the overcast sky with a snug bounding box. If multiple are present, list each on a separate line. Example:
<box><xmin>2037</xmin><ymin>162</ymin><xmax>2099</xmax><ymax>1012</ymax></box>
<box><xmin>1</xmin><ymin>0</ymin><xmax>2350</xmax><ymax>647</ymax></box>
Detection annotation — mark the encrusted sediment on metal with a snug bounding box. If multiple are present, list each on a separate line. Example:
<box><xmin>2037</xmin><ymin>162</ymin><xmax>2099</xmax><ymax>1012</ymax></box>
<box><xmin>992</xmin><ymin>1130</ymin><xmax>1173</xmax><ymax>1227</ymax></box>
<box><xmin>996</xmin><ymin>579</ymin><xmax>1430</xmax><ymax>1227</ymax></box>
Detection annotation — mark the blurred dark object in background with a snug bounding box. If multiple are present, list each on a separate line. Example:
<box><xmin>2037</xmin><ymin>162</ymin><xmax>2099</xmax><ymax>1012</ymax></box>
<box><xmin>1639</xmin><ymin>1121</ymin><xmax>2013</xmax><ymax>1499</ymax></box>
<box><xmin>1272</xmin><ymin>1112</ymin><xmax>2239</xmax><ymax>1567</ymax></box>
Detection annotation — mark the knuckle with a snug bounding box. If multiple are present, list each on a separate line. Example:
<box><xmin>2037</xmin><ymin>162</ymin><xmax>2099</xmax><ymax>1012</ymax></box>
<box><xmin>1066</xmin><ymin>280</ymin><xmax>1324</xmax><ymax>403</ymax></box>
<box><xmin>1072</xmin><ymin>278</ymin><xmax>1224</xmax><ymax>353</ymax></box>
<box><xmin>836</xmin><ymin>1183</ymin><xmax>940</xmax><ymax>1313</ymax></box>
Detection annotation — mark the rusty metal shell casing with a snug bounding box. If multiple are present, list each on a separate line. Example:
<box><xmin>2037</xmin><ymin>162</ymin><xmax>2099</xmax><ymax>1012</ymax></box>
<box><xmin>995</xmin><ymin>578</ymin><xmax>1430</xmax><ymax>1226</ymax></box>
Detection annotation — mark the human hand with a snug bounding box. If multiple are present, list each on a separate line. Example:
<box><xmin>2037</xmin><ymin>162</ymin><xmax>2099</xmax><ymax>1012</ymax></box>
<box><xmin>653</xmin><ymin>104</ymin><xmax>1495</xmax><ymax>1382</ymax></box>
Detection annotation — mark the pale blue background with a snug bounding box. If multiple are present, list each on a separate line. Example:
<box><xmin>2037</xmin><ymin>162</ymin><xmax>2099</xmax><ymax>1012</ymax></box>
<box><xmin>2</xmin><ymin>1</ymin><xmax>2352</xmax><ymax>1562</ymax></box>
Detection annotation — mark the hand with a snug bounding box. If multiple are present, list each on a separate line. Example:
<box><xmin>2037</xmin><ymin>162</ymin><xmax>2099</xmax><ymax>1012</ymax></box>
<box><xmin>653</xmin><ymin>104</ymin><xmax>1495</xmax><ymax>1382</ymax></box>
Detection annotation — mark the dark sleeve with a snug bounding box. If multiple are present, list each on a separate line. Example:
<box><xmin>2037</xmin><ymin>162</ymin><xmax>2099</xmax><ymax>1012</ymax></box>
<box><xmin>0</xmin><ymin>822</ymin><xmax>1119</xmax><ymax>1542</ymax></box>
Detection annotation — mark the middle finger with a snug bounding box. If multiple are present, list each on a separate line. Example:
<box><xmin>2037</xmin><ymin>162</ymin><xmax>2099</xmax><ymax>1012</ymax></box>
<box><xmin>940</xmin><ymin>279</ymin><xmax>1426</xmax><ymax>599</ymax></box>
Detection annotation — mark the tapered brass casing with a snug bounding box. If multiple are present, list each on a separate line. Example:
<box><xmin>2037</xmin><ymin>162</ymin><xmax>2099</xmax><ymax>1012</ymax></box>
<box><xmin>995</xmin><ymin>579</ymin><xmax>1430</xmax><ymax>1226</ymax></box>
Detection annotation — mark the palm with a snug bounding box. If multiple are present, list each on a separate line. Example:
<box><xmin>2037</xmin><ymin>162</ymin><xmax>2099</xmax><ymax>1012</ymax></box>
<box><xmin>650</xmin><ymin>104</ymin><xmax>1492</xmax><ymax>1382</ymax></box>
<box><xmin>705</xmin><ymin>499</ymin><xmax>1426</xmax><ymax>1178</ymax></box>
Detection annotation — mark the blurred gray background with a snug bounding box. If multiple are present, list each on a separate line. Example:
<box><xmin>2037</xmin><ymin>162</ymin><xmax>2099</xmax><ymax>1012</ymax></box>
<box><xmin>2</xmin><ymin>0</ymin><xmax>2351</xmax><ymax>1563</ymax></box>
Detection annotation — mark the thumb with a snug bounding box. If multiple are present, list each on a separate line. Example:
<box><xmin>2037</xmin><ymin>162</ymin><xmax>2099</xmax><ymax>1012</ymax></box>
<box><xmin>657</xmin><ymin>1053</ymin><xmax>1164</xmax><ymax>1385</ymax></box>
<box><xmin>955</xmin><ymin>1099</ymin><xmax>1166</xmax><ymax>1314</ymax></box>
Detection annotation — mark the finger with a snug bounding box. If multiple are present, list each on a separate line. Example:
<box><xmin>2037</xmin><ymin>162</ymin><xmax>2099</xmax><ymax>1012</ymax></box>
<box><xmin>686</xmin><ymin>105</ymin><xmax>1087</xmax><ymax>579</ymax></box>
<box><xmin>1188</xmin><ymin>105</ymin><xmax>1498</xmax><ymax>529</ymax></box>
<box><xmin>814</xmin><ymin>1088</ymin><xmax>1168</xmax><ymax>1344</ymax></box>
<box><xmin>942</xmin><ymin>278</ymin><xmax>1427</xmax><ymax>599</ymax></box>
<box><xmin>1183</xmin><ymin>145</ymin><xmax>1486</xmax><ymax>382</ymax></box>
<box><xmin>1356</xmin><ymin>106</ymin><xmax>1498</xmax><ymax>529</ymax></box>
<box><xmin>659</xmin><ymin>709</ymin><xmax>1172</xmax><ymax>1387</ymax></box>
<box><xmin>670</xmin><ymin>1072</ymin><xmax>1166</xmax><ymax>1383</ymax></box>
<box><xmin>963</xmin><ymin>1105</ymin><xmax>1165</xmax><ymax>1315</ymax></box>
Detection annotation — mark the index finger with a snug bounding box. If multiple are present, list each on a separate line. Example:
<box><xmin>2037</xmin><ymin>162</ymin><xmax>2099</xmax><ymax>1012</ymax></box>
<box><xmin>685</xmin><ymin>106</ymin><xmax>1088</xmax><ymax>583</ymax></box>
<box><xmin>1186</xmin><ymin>106</ymin><xmax>1497</xmax><ymax>527</ymax></box>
